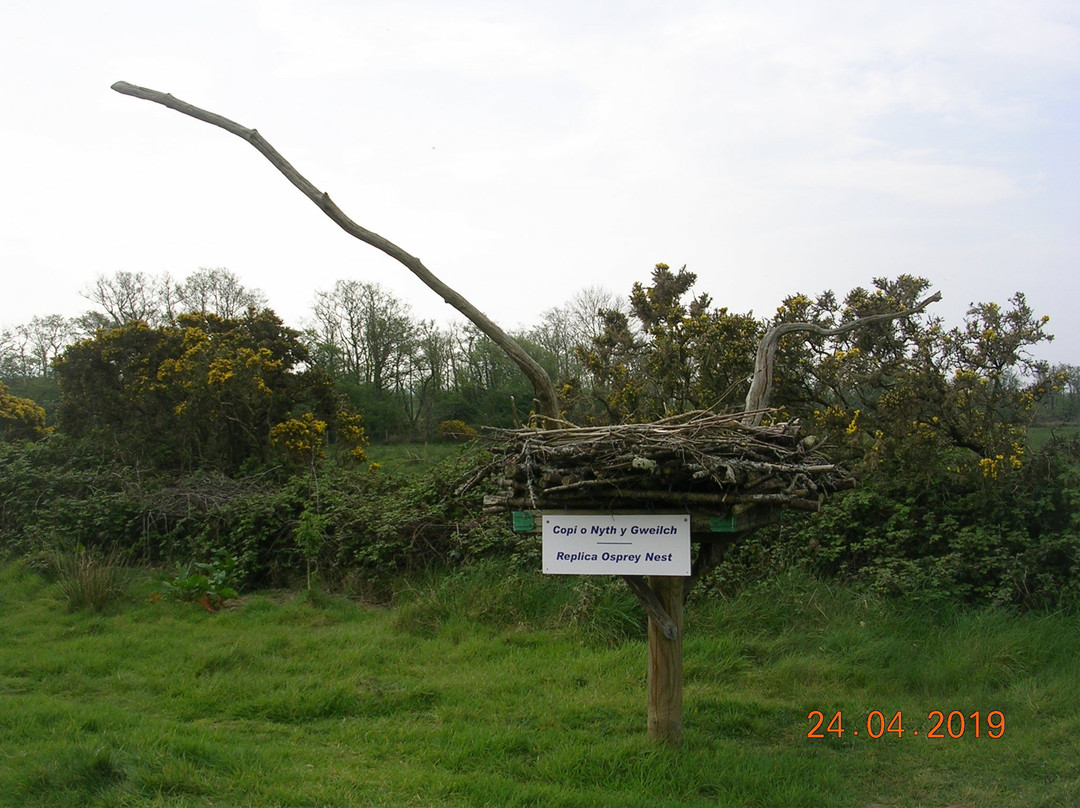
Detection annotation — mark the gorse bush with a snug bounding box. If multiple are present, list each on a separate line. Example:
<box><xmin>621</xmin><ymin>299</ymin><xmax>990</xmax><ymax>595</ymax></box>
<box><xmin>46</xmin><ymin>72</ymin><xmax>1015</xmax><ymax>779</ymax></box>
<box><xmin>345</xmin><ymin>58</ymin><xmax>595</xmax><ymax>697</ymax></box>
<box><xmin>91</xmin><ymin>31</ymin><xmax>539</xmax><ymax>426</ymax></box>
<box><xmin>54</xmin><ymin>309</ymin><xmax>367</xmax><ymax>474</ymax></box>
<box><xmin>0</xmin><ymin>380</ymin><xmax>49</xmax><ymax>442</ymax></box>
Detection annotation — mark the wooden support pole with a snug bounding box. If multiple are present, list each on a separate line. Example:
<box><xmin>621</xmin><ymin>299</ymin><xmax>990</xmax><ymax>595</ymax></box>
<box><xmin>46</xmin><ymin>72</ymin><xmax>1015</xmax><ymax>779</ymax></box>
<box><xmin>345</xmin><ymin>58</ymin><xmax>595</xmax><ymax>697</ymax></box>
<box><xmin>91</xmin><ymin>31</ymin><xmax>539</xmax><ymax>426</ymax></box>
<box><xmin>646</xmin><ymin>576</ymin><xmax>686</xmax><ymax>746</ymax></box>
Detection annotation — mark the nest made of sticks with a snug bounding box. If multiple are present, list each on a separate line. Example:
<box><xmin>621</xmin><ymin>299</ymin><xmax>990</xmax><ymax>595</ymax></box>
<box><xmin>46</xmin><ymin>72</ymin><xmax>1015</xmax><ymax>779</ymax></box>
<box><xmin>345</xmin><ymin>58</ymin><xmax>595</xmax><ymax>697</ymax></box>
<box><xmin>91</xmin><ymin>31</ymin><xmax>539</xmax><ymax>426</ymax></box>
<box><xmin>482</xmin><ymin>410</ymin><xmax>852</xmax><ymax>515</ymax></box>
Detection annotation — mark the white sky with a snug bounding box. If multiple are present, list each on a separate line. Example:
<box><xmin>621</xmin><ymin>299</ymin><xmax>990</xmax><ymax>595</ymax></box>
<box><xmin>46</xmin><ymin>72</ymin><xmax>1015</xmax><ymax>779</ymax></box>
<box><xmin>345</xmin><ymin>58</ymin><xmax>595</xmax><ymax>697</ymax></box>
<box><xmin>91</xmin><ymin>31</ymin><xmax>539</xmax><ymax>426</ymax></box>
<box><xmin>2</xmin><ymin>0</ymin><xmax>1078</xmax><ymax>362</ymax></box>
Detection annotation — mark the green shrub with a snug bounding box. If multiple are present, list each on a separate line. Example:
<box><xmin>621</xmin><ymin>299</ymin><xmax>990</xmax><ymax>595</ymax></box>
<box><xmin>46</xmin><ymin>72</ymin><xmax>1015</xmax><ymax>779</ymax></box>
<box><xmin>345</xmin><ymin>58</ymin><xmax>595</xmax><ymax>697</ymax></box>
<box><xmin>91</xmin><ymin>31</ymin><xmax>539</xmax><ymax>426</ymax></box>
<box><xmin>712</xmin><ymin>436</ymin><xmax>1080</xmax><ymax>608</ymax></box>
<box><xmin>0</xmin><ymin>436</ymin><xmax>143</xmax><ymax>560</ymax></box>
<box><xmin>160</xmin><ymin>548</ymin><xmax>241</xmax><ymax>610</ymax></box>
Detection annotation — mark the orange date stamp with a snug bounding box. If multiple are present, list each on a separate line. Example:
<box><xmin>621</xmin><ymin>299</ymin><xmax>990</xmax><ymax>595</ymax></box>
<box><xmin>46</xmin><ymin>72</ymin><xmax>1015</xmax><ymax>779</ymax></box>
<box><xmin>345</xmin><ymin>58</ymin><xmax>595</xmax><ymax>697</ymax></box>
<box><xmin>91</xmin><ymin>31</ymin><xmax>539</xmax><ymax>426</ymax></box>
<box><xmin>807</xmin><ymin>710</ymin><xmax>1005</xmax><ymax>739</ymax></box>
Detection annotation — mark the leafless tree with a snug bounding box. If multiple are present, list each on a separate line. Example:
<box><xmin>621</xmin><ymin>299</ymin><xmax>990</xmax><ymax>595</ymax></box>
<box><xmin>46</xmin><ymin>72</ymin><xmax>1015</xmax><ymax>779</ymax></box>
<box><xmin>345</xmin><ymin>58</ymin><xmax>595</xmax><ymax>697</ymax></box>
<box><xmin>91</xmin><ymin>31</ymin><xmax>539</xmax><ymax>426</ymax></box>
<box><xmin>178</xmin><ymin>267</ymin><xmax>267</xmax><ymax>318</ymax></box>
<box><xmin>18</xmin><ymin>315</ymin><xmax>77</xmax><ymax>376</ymax></box>
<box><xmin>310</xmin><ymin>279</ymin><xmax>415</xmax><ymax>396</ymax></box>
<box><xmin>529</xmin><ymin>285</ymin><xmax>625</xmax><ymax>382</ymax></box>
<box><xmin>82</xmin><ymin>270</ymin><xmax>167</xmax><ymax>327</ymax></box>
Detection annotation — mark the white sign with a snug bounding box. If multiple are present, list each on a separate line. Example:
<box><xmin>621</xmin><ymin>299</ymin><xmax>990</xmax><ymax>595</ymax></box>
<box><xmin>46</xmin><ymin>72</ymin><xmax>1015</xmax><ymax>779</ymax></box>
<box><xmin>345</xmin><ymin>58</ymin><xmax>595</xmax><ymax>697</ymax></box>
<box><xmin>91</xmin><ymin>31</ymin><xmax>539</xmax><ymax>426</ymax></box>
<box><xmin>542</xmin><ymin>514</ymin><xmax>691</xmax><ymax>576</ymax></box>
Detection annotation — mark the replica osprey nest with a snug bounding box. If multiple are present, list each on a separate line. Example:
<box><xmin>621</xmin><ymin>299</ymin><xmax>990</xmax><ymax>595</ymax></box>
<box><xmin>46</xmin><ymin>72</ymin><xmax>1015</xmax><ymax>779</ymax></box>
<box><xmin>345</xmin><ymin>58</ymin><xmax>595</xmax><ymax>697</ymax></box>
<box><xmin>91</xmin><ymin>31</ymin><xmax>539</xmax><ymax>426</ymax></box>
<box><xmin>482</xmin><ymin>410</ymin><xmax>853</xmax><ymax>516</ymax></box>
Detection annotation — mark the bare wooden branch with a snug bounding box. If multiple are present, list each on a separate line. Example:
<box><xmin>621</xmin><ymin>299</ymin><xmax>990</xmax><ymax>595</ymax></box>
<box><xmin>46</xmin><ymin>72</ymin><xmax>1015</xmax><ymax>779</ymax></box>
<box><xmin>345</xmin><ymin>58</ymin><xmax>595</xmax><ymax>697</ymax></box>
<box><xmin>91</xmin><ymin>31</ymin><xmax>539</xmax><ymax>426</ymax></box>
<box><xmin>110</xmin><ymin>81</ymin><xmax>561</xmax><ymax>423</ymax></box>
<box><xmin>742</xmin><ymin>291</ymin><xmax>942</xmax><ymax>425</ymax></box>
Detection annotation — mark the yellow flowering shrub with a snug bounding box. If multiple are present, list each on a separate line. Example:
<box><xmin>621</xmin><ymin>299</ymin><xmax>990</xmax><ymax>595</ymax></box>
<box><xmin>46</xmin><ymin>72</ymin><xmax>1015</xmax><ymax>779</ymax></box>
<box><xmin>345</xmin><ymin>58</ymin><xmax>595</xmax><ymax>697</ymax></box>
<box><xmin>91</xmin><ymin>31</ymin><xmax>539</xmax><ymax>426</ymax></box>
<box><xmin>0</xmin><ymin>382</ymin><xmax>49</xmax><ymax>442</ymax></box>
<box><xmin>271</xmin><ymin>413</ymin><xmax>328</xmax><ymax>462</ymax></box>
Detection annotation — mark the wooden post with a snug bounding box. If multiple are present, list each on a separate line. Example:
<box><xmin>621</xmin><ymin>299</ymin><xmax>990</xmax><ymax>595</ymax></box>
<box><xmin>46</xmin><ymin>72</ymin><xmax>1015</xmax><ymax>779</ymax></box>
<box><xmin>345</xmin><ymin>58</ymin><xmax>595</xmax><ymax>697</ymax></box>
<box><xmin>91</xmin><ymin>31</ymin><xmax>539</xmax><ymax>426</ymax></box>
<box><xmin>646</xmin><ymin>575</ymin><xmax>685</xmax><ymax>746</ymax></box>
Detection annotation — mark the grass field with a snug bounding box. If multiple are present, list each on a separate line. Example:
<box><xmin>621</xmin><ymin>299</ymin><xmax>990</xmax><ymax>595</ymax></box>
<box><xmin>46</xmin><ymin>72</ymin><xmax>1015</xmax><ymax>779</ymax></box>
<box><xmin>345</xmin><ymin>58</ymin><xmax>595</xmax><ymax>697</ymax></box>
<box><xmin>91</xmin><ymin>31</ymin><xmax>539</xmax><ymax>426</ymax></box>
<box><xmin>1</xmin><ymin>559</ymin><xmax>1078</xmax><ymax>807</ymax></box>
<box><xmin>1027</xmin><ymin>424</ymin><xmax>1080</xmax><ymax>450</ymax></box>
<box><xmin>365</xmin><ymin>442</ymin><xmax>466</xmax><ymax>475</ymax></box>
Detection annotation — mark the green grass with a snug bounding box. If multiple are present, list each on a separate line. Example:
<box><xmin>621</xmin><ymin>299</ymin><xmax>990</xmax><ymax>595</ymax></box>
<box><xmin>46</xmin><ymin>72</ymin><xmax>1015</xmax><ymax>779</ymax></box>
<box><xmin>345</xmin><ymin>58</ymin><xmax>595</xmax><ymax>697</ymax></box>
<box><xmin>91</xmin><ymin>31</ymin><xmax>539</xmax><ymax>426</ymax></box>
<box><xmin>1</xmin><ymin>559</ymin><xmax>1078</xmax><ymax>807</ymax></box>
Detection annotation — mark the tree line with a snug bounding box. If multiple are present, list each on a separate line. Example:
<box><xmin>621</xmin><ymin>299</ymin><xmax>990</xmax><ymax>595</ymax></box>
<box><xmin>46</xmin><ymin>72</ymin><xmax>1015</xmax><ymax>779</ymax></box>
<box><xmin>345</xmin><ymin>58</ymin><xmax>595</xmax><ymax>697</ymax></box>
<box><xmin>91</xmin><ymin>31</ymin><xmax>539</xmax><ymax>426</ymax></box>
<box><xmin>4</xmin><ymin>265</ymin><xmax>1077</xmax><ymax>443</ymax></box>
<box><xmin>2</xmin><ymin>267</ymin><xmax>617</xmax><ymax>444</ymax></box>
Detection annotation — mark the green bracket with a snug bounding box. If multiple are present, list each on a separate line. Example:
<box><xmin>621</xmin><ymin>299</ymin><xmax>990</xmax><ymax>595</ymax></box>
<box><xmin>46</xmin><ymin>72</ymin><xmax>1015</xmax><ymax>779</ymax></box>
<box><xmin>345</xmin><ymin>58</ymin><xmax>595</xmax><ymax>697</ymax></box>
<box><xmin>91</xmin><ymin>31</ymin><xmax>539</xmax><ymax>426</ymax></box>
<box><xmin>709</xmin><ymin>515</ymin><xmax>738</xmax><ymax>533</ymax></box>
<box><xmin>512</xmin><ymin>511</ymin><xmax>536</xmax><ymax>532</ymax></box>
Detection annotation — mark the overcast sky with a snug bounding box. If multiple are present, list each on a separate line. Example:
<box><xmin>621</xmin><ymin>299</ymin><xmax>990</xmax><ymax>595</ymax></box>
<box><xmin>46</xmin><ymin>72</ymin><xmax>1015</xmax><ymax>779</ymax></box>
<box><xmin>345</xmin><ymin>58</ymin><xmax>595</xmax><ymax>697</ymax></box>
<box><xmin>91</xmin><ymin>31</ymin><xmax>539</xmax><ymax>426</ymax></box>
<box><xmin>2</xmin><ymin>0</ymin><xmax>1078</xmax><ymax>362</ymax></box>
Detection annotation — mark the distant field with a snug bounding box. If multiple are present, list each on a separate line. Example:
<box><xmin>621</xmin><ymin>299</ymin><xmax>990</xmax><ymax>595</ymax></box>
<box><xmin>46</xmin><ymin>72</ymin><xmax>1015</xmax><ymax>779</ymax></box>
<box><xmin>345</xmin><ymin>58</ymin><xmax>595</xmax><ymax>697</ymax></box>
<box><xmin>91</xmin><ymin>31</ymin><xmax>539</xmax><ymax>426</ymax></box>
<box><xmin>2</xmin><ymin>560</ymin><xmax>1078</xmax><ymax>807</ymax></box>
<box><xmin>365</xmin><ymin>441</ymin><xmax>468</xmax><ymax>474</ymax></box>
<box><xmin>1027</xmin><ymin>424</ymin><xmax>1080</xmax><ymax>449</ymax></box>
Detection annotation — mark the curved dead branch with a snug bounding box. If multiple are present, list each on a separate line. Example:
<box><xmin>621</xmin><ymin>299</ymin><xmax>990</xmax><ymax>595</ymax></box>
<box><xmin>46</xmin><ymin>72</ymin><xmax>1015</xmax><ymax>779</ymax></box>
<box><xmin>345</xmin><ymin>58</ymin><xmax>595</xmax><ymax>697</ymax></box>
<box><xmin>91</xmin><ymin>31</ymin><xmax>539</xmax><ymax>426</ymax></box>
<box><xmin>111</xmin><ymin>81</ymin><xmax>561</xmax><ymax>424</ymax></box>
<box><xmin>742</xmin><ymin>291</ymin><xmax>942</xmax><ymax>425</ymax></box>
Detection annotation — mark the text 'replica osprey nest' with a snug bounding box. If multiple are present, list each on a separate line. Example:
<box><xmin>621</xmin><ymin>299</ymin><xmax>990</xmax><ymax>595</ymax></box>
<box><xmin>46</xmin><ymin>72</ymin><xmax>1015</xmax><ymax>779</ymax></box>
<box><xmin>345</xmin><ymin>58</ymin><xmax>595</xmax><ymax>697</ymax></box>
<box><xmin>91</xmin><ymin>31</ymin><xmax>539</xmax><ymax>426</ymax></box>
<box><xmin>482</xmin><ymin>410</ymin><xmax>852</xmax><ymax>516</ymax></box>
